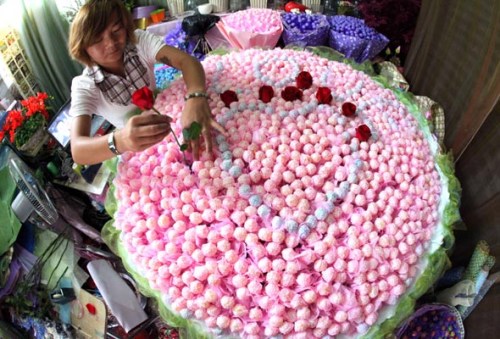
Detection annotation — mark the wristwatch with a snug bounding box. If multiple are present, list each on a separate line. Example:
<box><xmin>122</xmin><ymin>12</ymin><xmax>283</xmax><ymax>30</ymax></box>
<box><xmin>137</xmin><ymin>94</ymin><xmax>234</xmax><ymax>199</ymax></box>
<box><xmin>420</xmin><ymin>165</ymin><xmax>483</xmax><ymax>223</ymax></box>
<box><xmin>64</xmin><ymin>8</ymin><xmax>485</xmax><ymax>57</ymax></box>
<box><xmin>107</xmin><ymin>131</ymin><xmax>121</xmax><ymax>155</ymax></box>
<box><xmin>184</xmin><ymin>91</ymin><xmax>209</xmax><ymax>101</ymax></box>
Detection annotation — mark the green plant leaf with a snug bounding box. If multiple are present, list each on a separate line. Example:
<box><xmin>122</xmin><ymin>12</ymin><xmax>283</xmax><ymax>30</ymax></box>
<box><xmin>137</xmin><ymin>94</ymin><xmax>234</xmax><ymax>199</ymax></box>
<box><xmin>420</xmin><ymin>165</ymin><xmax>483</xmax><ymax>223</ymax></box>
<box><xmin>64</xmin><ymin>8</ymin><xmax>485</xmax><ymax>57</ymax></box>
<box><xmin>180</xmin><ymin>144</ymin><xmax>188</xmax><ymax>151</ymax></box>
<box><xmin>14</xmin><ymin>112</ymin><xmax>46</xmax><ymax>147</ymax></box>
<box><xmin>183</xmin><ymin>121</ymin><xmax>202</xmax><ymax>141</ymax></box>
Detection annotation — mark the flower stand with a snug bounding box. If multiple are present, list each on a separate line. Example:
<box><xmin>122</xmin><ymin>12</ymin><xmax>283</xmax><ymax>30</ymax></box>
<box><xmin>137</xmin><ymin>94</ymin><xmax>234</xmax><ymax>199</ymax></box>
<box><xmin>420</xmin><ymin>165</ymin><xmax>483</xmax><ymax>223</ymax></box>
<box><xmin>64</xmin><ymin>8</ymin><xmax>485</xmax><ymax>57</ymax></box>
<box><xmin>17</xmin><ymin>127</ymin><xmax>50</xmax><ymax>158</ymax></box>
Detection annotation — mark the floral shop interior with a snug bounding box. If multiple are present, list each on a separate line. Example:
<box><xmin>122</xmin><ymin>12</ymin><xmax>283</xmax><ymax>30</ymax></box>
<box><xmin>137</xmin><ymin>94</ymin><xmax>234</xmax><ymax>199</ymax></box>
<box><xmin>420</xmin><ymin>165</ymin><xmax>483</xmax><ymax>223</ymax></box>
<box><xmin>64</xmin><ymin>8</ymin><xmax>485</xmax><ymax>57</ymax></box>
<box><xmin>0</xmin><ymin>0</ymin><xmax>498</xmax><ymax>338</ymax></box>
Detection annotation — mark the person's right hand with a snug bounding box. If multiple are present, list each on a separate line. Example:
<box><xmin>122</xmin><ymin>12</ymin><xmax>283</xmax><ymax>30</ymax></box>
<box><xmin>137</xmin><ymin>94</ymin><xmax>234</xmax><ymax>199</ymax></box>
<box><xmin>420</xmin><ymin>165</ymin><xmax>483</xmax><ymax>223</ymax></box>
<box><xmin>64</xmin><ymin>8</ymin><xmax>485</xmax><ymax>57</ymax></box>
<box><xmin>114</xmin><ymin>112</ymin><xmax>171</xmax><ymax>153</ymax></box>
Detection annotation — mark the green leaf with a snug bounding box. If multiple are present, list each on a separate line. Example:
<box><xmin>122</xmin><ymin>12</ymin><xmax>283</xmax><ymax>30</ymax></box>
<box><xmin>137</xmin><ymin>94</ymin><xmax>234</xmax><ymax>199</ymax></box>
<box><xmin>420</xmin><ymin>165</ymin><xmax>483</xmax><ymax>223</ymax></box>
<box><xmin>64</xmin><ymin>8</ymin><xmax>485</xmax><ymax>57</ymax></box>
<box><xmin>182</xmin><ymin>122</ymin><xmax>202</xmax><ymax>141</ymax></box>
<box><xmin>189</xmin><ymin>122</ymin><xmax>202</xmax><ymax>140</ymax></box>
<box><xmin>182</xmin><ymin>128</ymin><xmax>190</xmax><ymax>141</ymax></box>
<box><xmin>180</xmin><ymin>144</ymin><xmax>188</xmax><ymax>151</ymax></box>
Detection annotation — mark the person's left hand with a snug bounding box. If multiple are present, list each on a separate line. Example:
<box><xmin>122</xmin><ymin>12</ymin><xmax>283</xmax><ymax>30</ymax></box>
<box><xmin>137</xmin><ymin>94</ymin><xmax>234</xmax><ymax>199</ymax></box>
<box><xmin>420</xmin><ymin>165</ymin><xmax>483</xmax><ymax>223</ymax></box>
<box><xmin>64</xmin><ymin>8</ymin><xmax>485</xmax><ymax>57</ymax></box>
<box><xmin>180</xmin><ymin>97</ymin><xmax>227</xmax><ymax>160</ymax></box>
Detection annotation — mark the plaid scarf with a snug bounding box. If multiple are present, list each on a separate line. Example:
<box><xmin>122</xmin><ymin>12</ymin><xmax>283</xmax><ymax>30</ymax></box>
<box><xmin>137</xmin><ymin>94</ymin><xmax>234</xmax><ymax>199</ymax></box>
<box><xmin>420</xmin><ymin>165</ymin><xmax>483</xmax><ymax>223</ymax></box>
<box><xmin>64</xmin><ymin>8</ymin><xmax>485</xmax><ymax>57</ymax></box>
<box><xmin>87</xmin><ymin>44</ymin><xmax>150</xmax><ymax>106</ymax></box>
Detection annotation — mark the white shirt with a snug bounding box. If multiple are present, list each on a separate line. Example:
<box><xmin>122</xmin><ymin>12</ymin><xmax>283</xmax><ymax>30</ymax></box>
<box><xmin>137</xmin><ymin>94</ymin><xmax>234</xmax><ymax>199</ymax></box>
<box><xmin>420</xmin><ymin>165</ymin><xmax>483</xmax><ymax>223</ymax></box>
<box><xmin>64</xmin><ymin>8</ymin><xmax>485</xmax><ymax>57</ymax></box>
<box><xmin>69</xmin><ymin>30</ymin><xmax>165</xmax><ymax>129</ymax></box>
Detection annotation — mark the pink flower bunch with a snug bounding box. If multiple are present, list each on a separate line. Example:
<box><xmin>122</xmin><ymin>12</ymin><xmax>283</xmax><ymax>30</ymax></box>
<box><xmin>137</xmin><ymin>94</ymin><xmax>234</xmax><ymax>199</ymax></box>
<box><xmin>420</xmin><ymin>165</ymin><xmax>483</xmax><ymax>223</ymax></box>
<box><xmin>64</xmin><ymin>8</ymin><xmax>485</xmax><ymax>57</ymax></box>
<box><xmin>223</xmin><ymin>8</ymin><xmax>282</xmax><ymax>34</ymax></box>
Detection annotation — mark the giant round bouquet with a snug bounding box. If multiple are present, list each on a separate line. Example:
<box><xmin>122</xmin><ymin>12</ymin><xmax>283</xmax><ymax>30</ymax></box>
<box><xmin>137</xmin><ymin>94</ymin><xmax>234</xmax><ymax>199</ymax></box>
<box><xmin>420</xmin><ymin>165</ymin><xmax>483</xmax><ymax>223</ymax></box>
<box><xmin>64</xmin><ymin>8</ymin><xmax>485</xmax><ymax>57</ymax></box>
<box><xmin>105</xmin><ymin>48</ymin><xmax>460</xmax><ymax>338</ymax></box>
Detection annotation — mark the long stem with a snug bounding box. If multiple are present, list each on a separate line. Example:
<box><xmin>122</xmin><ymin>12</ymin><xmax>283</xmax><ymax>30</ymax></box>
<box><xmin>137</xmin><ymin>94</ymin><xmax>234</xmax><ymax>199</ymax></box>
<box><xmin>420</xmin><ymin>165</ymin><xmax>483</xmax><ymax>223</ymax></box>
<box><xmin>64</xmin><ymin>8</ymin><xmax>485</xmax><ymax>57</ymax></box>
<box><xmin>169</xmin><ymin>126</ymin><xmax>188</xmax><ymax>165</ymax></box>
<box><xmin>152</xmin><ymin>107</ymin><xmax>188</xmax><ymax>166</ymax></box>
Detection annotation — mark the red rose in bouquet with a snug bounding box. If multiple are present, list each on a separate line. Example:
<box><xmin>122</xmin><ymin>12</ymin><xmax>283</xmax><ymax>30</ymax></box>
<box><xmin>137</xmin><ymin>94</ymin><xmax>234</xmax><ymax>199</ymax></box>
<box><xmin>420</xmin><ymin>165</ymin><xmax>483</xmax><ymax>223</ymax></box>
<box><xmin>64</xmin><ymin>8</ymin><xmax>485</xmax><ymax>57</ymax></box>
<box><xmin>296</xmin><ymin>71</ymin><xmax>313</xmax><ymax>90</ymax></box>
<box><xmin>342</xmin><ymin>102</ymin><xmax>357</xmax><ymax>117</ymax></box>
<box><xmin>258</xmin><ymin>85</ymin><xmax>274</xmax><ymax>103</ymax></box>
<box><xmin>356</xmin><ymin>124</ymin><xmax>372</xmax><ymax>141</ymax></box>
<box><xmin>316</xmin><ymin>87</ymin><xmax>332</xmax><ymax>104</ymax></box>
<box><xmin>285</xmin><ymin>1</ymin><xmax>308</xmax><ymax>13</ymax></box>
<box><xmin>220</xmin><ymin>90</ymin><xmax>238</xmax><ymax>107</ymax></box>
<box><xmin>281</xmin><ymin>86</ymin><xmax>303</xmax><ymax>102</ymax></box>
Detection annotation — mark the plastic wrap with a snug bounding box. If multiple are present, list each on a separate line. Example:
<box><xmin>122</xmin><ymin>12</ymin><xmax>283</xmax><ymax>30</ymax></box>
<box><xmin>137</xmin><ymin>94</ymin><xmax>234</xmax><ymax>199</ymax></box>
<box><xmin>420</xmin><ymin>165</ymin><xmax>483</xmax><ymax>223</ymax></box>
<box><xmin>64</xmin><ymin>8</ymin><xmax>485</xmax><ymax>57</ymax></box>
<box><xmin>396</xmin><ymin>303</ymin><xmax>464</xmax><ymax>339</ymax></box>
<box><xmin>328</xmin><ymin>15</ymin><xmax>389</xmax><ymax>63</ymax></box>
<box><xmin>215</xmin><ymin>9</ymin><xmax>283</xmax><ymax>50</ymax></box>
<box><xmin>281</xmin><ymin>13</ymin><xmax>330</xmax><ymax>47</ymax></box>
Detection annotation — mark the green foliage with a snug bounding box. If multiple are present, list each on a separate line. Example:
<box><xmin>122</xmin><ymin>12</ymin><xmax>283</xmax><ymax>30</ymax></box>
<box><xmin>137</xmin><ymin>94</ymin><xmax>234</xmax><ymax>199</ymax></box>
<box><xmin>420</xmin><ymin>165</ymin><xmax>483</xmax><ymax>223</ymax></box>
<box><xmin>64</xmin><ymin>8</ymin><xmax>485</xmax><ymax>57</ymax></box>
<box><xmin>123</xmin><ymin>0</ymin><xmax>136</xmax><ymax>11</ymax></box>
<box><xmin>14</xmin><ymin>113</ymin><xmax>46</xmax><ymax>148</ymax></box>
<box><xmin>5</xmin><ymin>284</ymin><xmax>53</xmax><ymax>319</ymax></box>
<box><xmin>3</xmin><ymin>229</ymin><xmax>71</xmax><ymax>320</ymax></box>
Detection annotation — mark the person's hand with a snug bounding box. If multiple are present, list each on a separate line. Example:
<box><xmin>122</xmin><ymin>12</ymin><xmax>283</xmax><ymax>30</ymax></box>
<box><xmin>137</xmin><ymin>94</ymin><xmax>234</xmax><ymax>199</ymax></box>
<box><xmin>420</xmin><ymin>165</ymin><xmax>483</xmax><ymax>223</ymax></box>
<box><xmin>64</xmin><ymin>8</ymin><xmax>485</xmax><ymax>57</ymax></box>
<box><xmin>180</xmin><ymin>97</ymin><xmax>227</xmax><ymax>159</ymax></box>
<box><xmin>115</xmin><ymin>111</ymin><xmax>171</xmax><ymax>153</ymax></box>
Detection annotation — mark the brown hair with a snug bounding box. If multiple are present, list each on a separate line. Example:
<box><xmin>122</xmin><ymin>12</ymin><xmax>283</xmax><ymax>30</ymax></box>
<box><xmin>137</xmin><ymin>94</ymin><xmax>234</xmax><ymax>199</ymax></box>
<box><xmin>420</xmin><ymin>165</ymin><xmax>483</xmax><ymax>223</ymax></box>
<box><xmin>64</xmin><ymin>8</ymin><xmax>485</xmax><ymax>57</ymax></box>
<box><xmin>68</xmin><ymin>0</ymin><xmax>136</xmax><ymax>67</ymax></box>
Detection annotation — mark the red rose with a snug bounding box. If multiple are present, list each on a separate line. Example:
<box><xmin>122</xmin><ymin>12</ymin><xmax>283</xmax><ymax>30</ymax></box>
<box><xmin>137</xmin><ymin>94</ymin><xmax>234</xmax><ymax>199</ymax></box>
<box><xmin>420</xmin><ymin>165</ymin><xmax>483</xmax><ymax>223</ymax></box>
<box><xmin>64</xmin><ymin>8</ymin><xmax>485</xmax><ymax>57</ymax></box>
<box><xmin>281</xmin><ymin>86</ymin><xmax>303</xmax><ymax>102</ymax></box>
<box><xmin>131</xmin><ymin>86</ymin><xmax>155</xmax><ymax>110</ymax></box>
<box><xmin>341</xmin><ymin>102</ymin><xmax>357</xmax><ymax>117</ymax></box>
<box><xmin>220</xmin><ymin>90</ymin><xmax>238</xmax><ymax>107</ymax></box>
<box><xmin>316</xmin><ymin>87</ymin><xmax>332</xmax><ymax>104</ymax></box>
<box><xmin>296</xmin><ymin>71</ymin><xmax>313</xmax><ymax>90</ymax></box>
<box><xmin>258</xmin><ymin>85</ymin><xmax>274</xmax><ymax>103</ymax></box>
<box><xmin>355</xmin><ymin>124</ymin><xmax>372</xmax><ymax>142</ymax></box>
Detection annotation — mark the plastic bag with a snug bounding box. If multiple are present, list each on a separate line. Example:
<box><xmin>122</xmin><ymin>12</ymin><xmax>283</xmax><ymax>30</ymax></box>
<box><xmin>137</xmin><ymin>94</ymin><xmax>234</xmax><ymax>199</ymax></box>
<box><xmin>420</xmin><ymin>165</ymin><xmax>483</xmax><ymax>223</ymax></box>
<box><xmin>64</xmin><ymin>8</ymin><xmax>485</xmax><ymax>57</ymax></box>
<box><xmin>182</xmin><ymin>14</ymin><xmax>221</xmax><ymax>37</ymax></box>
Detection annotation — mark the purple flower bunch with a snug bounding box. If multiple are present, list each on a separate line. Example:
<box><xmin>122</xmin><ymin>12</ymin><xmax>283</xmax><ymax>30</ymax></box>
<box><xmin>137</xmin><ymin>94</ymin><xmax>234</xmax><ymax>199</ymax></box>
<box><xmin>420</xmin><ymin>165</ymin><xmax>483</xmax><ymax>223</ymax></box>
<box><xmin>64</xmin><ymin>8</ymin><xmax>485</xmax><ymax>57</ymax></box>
<box><xmin>329</xmin><ymin>15</ymin><xmax>382</xmax><ymax>40</ymax></box>
<box><xmin>281</xmin><ymin>13</ymin><xmax>330</xmax><ymax>47</ymax></box>
<box><xmin>327</xmin><ymin>15</ymin><xmax>389</xmax><ymax>63</ymax></box>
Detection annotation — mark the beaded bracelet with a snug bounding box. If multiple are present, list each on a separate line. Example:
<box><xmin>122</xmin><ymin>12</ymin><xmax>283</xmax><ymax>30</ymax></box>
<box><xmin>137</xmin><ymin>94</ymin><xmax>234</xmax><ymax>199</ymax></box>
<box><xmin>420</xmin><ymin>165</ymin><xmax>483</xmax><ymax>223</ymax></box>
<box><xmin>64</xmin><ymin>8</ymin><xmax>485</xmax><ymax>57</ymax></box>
<box><xmin>184</xmin><ymin>91</ymin><xmax>209</xmax><ymax>101</ymax></box>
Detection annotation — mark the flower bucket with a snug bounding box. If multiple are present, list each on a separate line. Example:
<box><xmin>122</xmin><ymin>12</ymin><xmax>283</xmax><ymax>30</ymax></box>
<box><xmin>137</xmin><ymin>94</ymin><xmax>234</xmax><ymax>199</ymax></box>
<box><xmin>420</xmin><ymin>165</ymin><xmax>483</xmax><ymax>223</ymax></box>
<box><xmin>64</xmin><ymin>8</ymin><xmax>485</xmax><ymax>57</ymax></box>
<box><xmin>250</xmin><ymin>0</ymin><xmax>268</xmax><ymax>8</ymax></box>
<box><xmin>17</xmin><ymin>127</ymin><xmax>49</xmax><ymax>157</ymax></box>
<box><xmin>150</xmin><ymin>9</ymin><xmax>166</xmax><ymax>23</ymax></box>
<box><xmin>167</xmin><ymin>0</ymin><xmax>185</xmax><ymax>17</ymax></box>
<box><xmin>132</xmin><ymin>5</ymin><xmax>158</xmax><ymax>19</ymax></box>
<box><xmin>301</xmin><ymin>0</ymin><xmax>321</xmax><ymax>12</ymax></box>
<box><xmin>209</xmin><ymin>0</ymin><xmax>229</xmax><ymax>13</ymax></box>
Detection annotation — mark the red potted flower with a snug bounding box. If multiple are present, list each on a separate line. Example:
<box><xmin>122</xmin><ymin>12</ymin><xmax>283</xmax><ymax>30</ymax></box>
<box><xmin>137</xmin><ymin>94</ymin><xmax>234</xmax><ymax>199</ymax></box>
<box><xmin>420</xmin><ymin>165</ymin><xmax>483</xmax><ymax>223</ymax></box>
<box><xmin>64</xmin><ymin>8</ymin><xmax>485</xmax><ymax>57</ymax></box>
<box><xmin>0</xmin><ymin>92</ymin><xmax>52</xmax><ymax>156</ymax></box>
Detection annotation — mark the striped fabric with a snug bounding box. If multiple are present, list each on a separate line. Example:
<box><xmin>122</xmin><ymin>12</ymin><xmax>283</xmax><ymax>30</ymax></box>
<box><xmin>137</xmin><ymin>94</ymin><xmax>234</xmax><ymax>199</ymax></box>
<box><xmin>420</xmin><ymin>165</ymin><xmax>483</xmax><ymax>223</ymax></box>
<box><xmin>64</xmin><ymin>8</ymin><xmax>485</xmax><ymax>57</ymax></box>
<box><xmin>87</xmin><ymin>45</ymin><xmax>150</xmax><ymax>106</ymax></box>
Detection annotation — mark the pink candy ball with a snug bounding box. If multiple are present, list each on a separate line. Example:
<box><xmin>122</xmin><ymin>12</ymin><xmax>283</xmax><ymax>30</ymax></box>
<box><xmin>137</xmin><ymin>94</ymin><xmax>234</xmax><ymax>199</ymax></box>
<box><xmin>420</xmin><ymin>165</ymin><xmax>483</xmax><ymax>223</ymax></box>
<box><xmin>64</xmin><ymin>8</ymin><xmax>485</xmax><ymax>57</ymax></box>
<box><xmin>230</xmin><ymin>319</ymin><xmax>243</xmax><ymax>332</ymax></box>
<box><xmin>302</xmin><ymin>290</ymin><xmax>317</xmax><ymax>304</ymax></box>
<box><xmin>248</xmin><ymin>279</ymin><xmax>263</xmax><ymax>294</ymax></box>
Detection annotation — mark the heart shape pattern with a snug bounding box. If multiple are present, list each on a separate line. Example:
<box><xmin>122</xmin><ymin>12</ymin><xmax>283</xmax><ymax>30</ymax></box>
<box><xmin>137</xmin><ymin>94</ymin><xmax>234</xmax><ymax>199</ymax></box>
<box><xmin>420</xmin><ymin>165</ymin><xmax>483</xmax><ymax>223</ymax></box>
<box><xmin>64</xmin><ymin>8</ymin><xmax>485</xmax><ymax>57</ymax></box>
<box><xmin>113</xmin><ymin>49</ymin><xmax>441</xmax><ymax>338</ymax></box>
